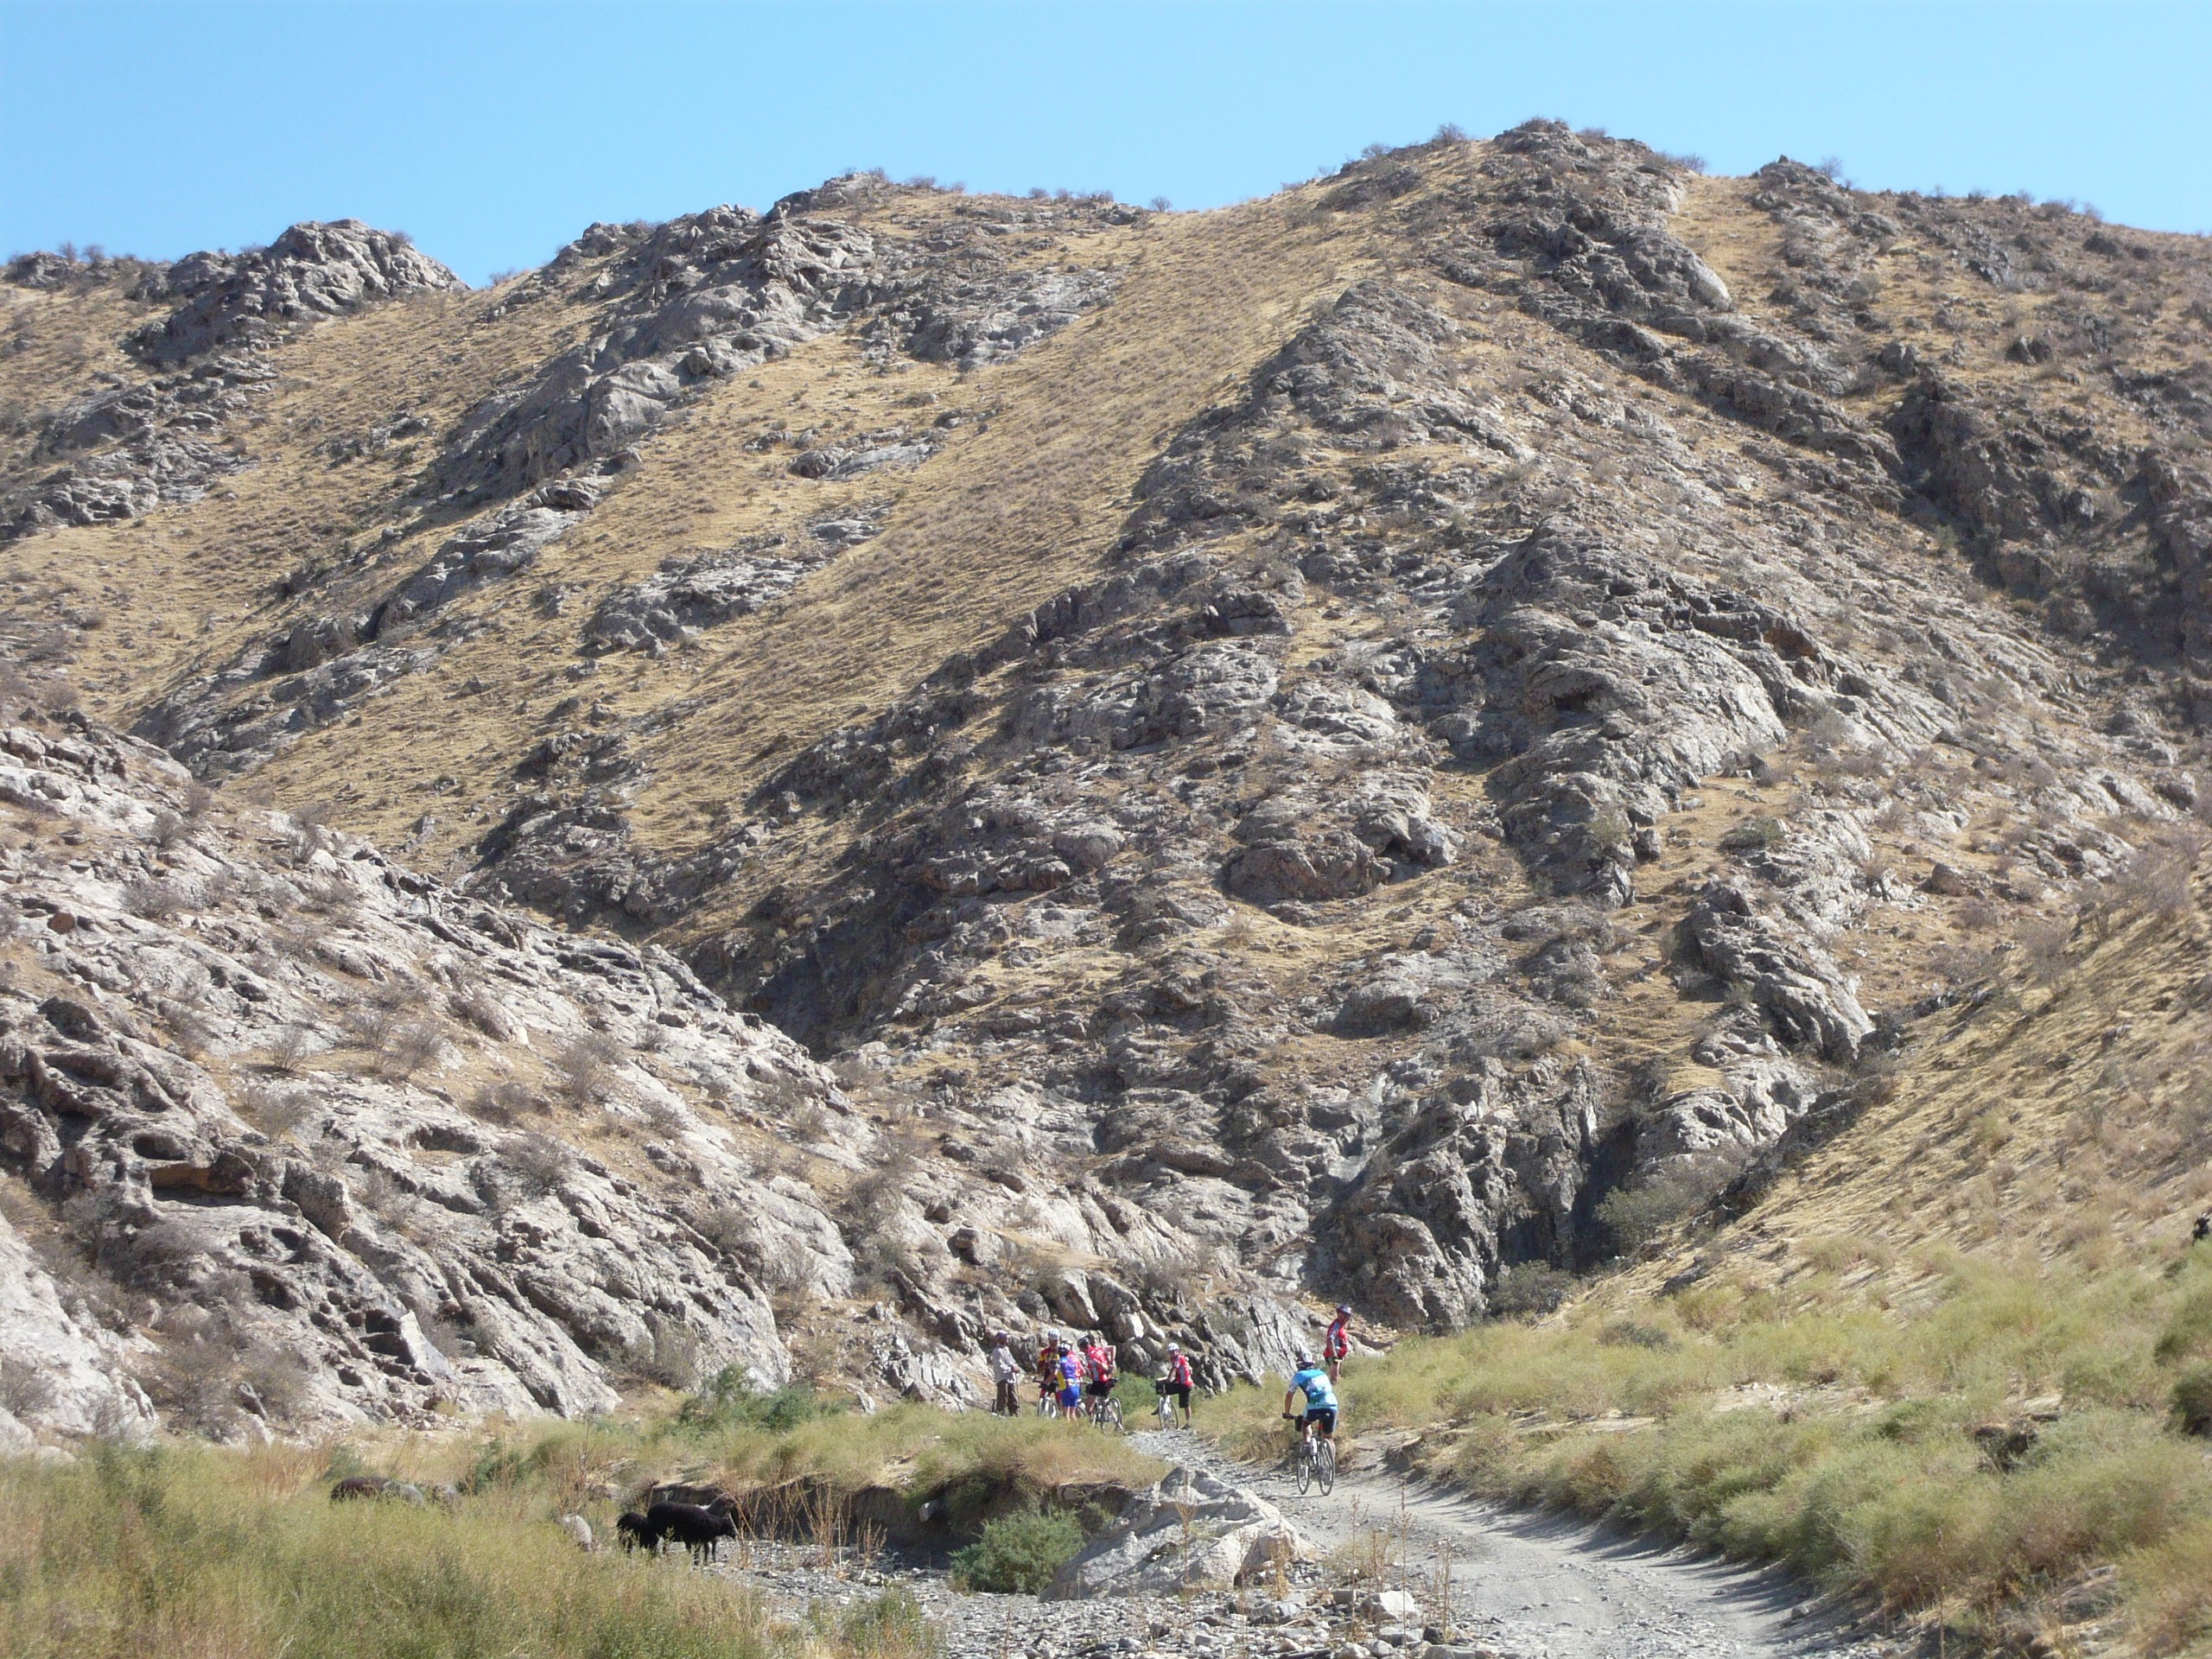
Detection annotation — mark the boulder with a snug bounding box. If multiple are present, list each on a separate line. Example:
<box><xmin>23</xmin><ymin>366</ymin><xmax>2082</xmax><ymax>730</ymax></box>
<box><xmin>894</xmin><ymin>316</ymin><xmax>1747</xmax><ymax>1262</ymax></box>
<box><xmin>1047</xmin><ymin>1467</ymin><xmax>1316</xmax><ymax>1599</ymax></box>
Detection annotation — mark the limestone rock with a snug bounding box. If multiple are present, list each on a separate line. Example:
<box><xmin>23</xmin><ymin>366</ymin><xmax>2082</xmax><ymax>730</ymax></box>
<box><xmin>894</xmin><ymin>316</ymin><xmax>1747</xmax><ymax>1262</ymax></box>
<box><xmin>1047</xmin><ymin>1467</ymin><xmax>1316</xmax><ymax>1598</ymax></box>
<box><xmin>129</xmin><ymin>221</ymin><xmax>462</xmax><ymax>364</ymax></box>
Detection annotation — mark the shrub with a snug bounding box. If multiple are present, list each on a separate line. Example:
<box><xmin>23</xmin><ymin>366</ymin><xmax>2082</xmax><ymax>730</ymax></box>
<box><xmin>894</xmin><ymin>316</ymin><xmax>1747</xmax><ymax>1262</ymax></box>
<box><xmin>1593</xmin><ymin>1155</ymin><xmax>1736</xmax><ymax>1257</ymax></box>
<box><xmin>500</xmin><ymin>1133</ymin><xmax>575</xmax><ymax>1198</ymax></box>
<box><xmin>554</xmin><ymin>1032</ymin><xmax>623</xmax><ymax>1104</ymax></box>
<box><xmin>677</xmin><ymin>1368</ymin><xmax>842</xmax><ymax>1433</ymax></box>
<box><xmin>830</xmin><ymin>1587</ymin><xmax>934</xmax><ymax>1659</ymax></box>
<box><xmin>1719</xmin><ymin>817</ymin><xmax>1788</xmax><ymax>854</ymax></box>
<box><xmin>948</xmin><ymin>1509</ymin><xmax>1084</xmax><ymax>1593</ymax></box>
<box><xmin>1489</xmin><ymin>1263</ymin><xmax>1575</xmax><ymax>1319</ymax></box>
<box><xmin>2171</xmin><ymin>1365</ymin><xmax>2212</xmax><ymax>1435</ymax></box>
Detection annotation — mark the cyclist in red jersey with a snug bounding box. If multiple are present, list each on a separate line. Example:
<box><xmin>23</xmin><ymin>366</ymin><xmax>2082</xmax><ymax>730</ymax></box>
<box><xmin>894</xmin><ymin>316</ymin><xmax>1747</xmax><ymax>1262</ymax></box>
<box><xmin>1160</xmin><ymin>1344</ymin><xmax>1194</xmax><ymax>1427</ymax></box>
<box><xmin>1323</xmin><ymin>1304</ymin><xmax>1352</xmax><ymax>1383</ymax></box>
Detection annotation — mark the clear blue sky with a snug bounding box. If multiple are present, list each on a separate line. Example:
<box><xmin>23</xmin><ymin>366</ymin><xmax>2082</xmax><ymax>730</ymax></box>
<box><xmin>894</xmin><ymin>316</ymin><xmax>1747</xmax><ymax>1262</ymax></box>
<box><xmin>3</xmin><ymin>1</ymin><xmax>2208</xmax><ymax>287</ymax></box>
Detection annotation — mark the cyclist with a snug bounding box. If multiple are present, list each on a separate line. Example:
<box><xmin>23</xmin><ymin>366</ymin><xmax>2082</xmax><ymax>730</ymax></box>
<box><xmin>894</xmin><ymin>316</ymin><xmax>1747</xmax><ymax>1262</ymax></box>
<box><xmin>1035</xmin><ymin>1329</ymin><xmax>1063</xmax><ymax>1412</ymax></box>
<box><xmin>1323</xmin><ymin>1304</ymin><xmax>1353</xmax><ymax>1383</ymax></box>
<box><xmin>1082</xmin><ymin>1332</ymin><xmax>1118</xmax><ymax>1421</ymax></box>
<box><xmin>1281</xmin><ymin>1352</ymin><xmax>1338</xmax><ymax>1448</ymax></box>
<box><xmin>989</xmin><ymin>1332</ymin><xmax>1022</xmax><ymax>1417</ymax></box>
<box><xmin>1055</xmin><ymin>1343</ymin><xmax>1084</xmax><ymax>1421</ymax></box>
<box><xmin>1160</xmin><ymin>1344</ymin><xmax>1195</xmax><ymax>1427</ymax></box>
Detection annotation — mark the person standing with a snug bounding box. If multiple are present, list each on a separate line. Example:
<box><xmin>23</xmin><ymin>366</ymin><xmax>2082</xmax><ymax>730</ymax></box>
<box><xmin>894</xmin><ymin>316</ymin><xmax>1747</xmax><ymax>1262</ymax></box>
<box><xmin>1055</xmin><ymin>1343</ymin><xmax>1084</xmax><ymax>1421</ymax></box>
<box><xmin>1161</xmin><ymin>1344</ymin><xmax>1195</xmax><ymax>1427</ymax></box>
<box><xmin>1082</xmin><ymin>1332</ymin><xmax>1118</xmax><ymax>1415</ymax></box>
<box><xmin>988</xmin><ymin>1332</ymin><xmax>1022</xmax><ymax>1416</ymax></box>
<box><xmin>1035</xmin><ymin>1329</ymin><xmax>1063</xmax><ymax>1412</ymax></box>
<box><xmin>1323</xmin><ymin>1304</ymin><xmax>1352</xmax><ymax>1383</ymax></box>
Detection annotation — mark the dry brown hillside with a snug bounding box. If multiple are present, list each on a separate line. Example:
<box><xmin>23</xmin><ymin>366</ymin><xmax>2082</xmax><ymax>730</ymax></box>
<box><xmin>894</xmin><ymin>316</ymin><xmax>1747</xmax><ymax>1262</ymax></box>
<box><xmin>3</xmin><ymin>123</ymin><xmax>2211</xmax><ymax>1443</ymax></box>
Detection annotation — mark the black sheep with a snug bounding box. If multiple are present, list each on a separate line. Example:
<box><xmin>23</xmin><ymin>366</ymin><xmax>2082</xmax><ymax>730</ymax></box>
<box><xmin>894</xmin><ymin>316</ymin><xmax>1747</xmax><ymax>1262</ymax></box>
<box><xmin>614</xmin><ymin>1510</ymin><xmax>652</xmax><ymax>1552</ymax></box>
<box><xmin>643</xmin><ymin>1499</ymin><xmax>737</xmax><ymax>1565</ymax></box>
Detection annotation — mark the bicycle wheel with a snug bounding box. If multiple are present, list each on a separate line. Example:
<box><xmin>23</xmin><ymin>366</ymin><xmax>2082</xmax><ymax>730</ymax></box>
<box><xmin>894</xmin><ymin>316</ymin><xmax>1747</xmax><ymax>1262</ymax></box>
<box><xmin>1316</xmin><ymin>1439</ymin><xmax>1336</xmax><ymax>1495</ymax></box>
<box><xmin>1294</xmin><ymin>1440</ymin><xmax>1314</xmax><ymax>1496</ymax></box>
<box><xmin>1105</xmin><ymin>1398</ymin><xmax>1124</xmax><ymax>1432</ymax></box>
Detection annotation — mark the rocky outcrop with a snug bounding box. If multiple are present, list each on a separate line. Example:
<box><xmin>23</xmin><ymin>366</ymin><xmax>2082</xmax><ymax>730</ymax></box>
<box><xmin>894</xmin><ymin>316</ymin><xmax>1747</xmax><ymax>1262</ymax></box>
<box><xmin>1</xmin><ymin>220</ymin><xmax>454</xmax><ymax>545</ymax></box>
<box><xmin>127</xmin><ymin>220</ymin><xmax>462</xmax><ymax>363</ymax></box>
<box><xmin>1</xmin><ymin>356</ymin><xmax>270</xmax><ymax>543</ymax></box>
<box><xmin>136</xmin><ymin>482</ymin><xmax>602</xmax><ymax>773</ymax></box>
<box><xmin>0</xmin><ymin>721</ymin><xmax>853</xmax><ymax>1431</ymax></box>
<box><xmin>435</xmin><ymin>188</ymin><xmax>1117</xmax><ymax>504</ymax></box>
<box><xmin>1048</xmin><ymin>1467</ymin><xmax>1316</xmax><ymax>1598</ymax></box>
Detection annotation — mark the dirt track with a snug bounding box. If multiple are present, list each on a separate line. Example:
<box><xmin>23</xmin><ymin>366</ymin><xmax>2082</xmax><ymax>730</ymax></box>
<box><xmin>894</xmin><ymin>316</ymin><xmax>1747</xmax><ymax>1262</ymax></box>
<box><xmin>1134</xmin><ymin>1427</ymin><xmax>1891</xmax><ymax>1659</ymax></box>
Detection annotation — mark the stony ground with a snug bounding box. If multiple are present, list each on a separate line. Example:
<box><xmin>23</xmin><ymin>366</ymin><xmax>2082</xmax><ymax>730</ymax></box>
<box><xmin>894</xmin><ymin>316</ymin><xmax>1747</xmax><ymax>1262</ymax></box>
<box><xmin>703</xmin><ymin>1431</ymin><xmax>1891</xmax><ymax>1659</ymax></box>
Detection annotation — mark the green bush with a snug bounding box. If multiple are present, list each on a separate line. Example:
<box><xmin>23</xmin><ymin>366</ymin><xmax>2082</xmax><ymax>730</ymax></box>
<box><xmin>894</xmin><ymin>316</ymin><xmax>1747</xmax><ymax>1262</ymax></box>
<box><xmin>677</xmin><ymin>1367</ymin><xmax>842</xmax><ymax>1433</ymax></box>
<box><xmin>1489</xmin><ymin>1263</ymin><xmax>1575</xmax><ymax>1319</ymax></box>
<box><xmin>1719</xmin><ymin>817</ymin><xmax>1788</xmax><ymax>853</ymax></box>
<box><xmin>2171</xmin><ymin>1363</ymin><xmax>2212</xmax><ymax>1434</ymax></box>
<box><xmin>948</xmin><ymin>1510</ymin><xmax>1084</xmax><ymax>1594</ymax></box>
<box><xmin>1117</xmin><ymin>1371</ymin><xmax>1161</xmax><ymax>1421</ymax></box>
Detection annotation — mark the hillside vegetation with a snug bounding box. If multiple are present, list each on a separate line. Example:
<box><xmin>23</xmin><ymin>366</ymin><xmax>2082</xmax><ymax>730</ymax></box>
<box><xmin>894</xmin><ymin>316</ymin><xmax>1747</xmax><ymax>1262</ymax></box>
<box><xmin>3</xmin><ymin>119</ymin><xmax>2212</xmax><ymax>1650</ymax></box>
<box><xmin>1206</xmin><ymin>848</ymin><xmax>2212</xmax><ymax>1654</ymax></box>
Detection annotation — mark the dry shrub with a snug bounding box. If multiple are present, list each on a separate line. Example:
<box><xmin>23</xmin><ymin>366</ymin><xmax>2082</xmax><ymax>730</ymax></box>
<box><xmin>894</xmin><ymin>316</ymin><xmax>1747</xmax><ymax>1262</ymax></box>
<box><xmin>553</xmin><ymin>1032</ymin><xmax>623</xmax><ymax>1104</ymax></box>
<box><xmin>500</xmin><ymin>1132</ymin><xmax>575</xmax><ymax>1198</ymax></box>
<box><xmin>466</xmin><ymin>1077</ymin><xmax>539</xmax><ymax>1124</ymax></box>
<box><xmin>235</xmin><ymin>1081</ymin><xmax>315</xmax><ymax>1141</ymax></box>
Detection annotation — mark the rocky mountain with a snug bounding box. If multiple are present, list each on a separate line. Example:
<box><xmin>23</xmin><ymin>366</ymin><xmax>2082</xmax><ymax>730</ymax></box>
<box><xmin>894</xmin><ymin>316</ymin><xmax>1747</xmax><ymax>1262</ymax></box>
<box><xmin>2</xmin><ymin>123</ymin><xmax>2209</xmax><ymax>1435</ymax></box>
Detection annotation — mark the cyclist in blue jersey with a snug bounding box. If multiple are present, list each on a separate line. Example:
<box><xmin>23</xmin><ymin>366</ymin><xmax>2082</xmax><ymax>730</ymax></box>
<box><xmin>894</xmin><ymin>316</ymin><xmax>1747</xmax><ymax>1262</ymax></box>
<box><xmin>1281</xmin><ymin>1353</ymin><xmax>1338</xmax><ymax>1442</ymax></box>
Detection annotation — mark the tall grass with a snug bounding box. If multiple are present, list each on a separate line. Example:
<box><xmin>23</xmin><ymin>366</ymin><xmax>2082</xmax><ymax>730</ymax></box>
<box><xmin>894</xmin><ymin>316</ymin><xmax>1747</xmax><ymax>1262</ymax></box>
<box><xmin>1204</xmin><ymin>1250</ymin><xmax>2212</xmax><ymax>1649</ymax></box>
<box><xmin>0</xmin><ymin>1441</ymin><xmax>770</xmax><ymax>1659</ymax></box>
<box><xmin>0</xmin><ymin>1382</ymin><xmax>1161</xmax><ymax>1659</ymax></box>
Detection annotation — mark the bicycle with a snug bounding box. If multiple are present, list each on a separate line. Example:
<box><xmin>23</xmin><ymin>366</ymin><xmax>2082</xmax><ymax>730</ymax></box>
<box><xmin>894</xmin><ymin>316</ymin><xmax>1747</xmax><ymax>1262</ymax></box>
<box><xmin>1287</xmin><ymin>1414</ymin><xmax>1336</xmax><ymax>1496</ymax></box>
<box><xmin>1085</xmin><ymin>1390</ymin><xmax>1125</xmax><ymax>1432</ymax></box>
<box><xmin>1154</xmin><ymin>1380</ymin><xmax>1177</xmax><ymax>1430</ymax></box>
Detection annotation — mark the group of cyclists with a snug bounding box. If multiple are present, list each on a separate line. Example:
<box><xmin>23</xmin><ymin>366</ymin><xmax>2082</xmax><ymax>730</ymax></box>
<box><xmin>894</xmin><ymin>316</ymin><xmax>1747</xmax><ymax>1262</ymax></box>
<box><xmin>982</xmin><ymin>1301</ymin><xmax>1358</xmax><ymax>1459</ymax></box>
<box><xmin>986</xmin><ymin>1327</ymin><xmax>1195</xmax><ymax>1427</ymax></box>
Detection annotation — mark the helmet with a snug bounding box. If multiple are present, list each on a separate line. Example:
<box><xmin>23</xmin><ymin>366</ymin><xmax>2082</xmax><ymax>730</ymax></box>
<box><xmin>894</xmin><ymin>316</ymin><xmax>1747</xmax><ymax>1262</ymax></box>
<box><xmin>1335</xmin><ymin>1304</ymin><xmax>1351</xmax><ymax>1316</ymax></box>
<box><xmin>1168</xmin><ymin>1344</ymin><xmax>1181</xmax><ymax>1354</ymax></box>
<box><xmin>1294</xmin><ymin>1354</ymin><xmax>1315</xmax><ymax>1370</ymax></box>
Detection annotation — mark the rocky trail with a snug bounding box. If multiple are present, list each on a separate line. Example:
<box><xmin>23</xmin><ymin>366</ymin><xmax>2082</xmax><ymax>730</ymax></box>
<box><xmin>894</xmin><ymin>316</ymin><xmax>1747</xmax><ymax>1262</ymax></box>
<box><xmin>704</xmin><ymin>1423</ymin><xmax>1885</xmax><ymax>1659</ymax></box>
<box><xmin>1136</xmin><ymin>1428</ymin><xmax>1883</xmax><ymax>1659</ymax></box>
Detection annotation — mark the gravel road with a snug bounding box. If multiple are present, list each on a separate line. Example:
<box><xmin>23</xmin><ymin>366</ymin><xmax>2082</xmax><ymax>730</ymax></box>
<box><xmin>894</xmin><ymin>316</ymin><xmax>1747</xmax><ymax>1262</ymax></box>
<box><xmin>1133</xmin><ymin>1427</ymin><xmax>1891</xmax><ymax>1659</ymax></box>
<box><xmin>704</xmin><ymin>1424</ymin><xmax>1891</xmax><ymax>1659</ymax></box>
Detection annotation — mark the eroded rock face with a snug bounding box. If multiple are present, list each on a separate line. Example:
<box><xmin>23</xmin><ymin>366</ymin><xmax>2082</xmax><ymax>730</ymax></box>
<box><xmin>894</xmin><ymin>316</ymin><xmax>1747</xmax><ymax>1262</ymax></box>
<box><xmin>0</xmin><ymin>721</ymin><xmax>847</xmax><ymax>1430</ymax></box>
<box><xmin>0</xmin><ymin>715</ymin><xmax>1339</xmax><ymax>1434</ymax></box>
<box><xmin>435</xmin><ymin>189</ymin><xmax>1117</xmax><ymax>502</ymax></box>
<box><xmin>127</xmin><ymin>220</ymin><xmax>463</xmax><ymax>364</ymax></box>
<box><xmin>1049</xmin><ymin>1467</ymin><xmax>1316</xmax><ymax>1599</ymax></box>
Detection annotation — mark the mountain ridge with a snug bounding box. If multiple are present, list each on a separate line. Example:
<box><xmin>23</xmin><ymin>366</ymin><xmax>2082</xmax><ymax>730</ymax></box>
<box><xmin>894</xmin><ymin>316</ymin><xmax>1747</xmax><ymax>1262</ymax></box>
<box><xmin>1</xmin><ymin>119</ymin><xmax>2209</xmax><ymax>1439</ymax></box>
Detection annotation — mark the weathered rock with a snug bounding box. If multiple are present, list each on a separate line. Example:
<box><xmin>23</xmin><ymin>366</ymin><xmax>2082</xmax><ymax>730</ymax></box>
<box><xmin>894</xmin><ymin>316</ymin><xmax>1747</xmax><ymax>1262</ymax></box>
<box><xmin>1685</xmin><ymin>880</ymin><xmax>1872</xmax><ymax>1060</ymax></box>
<box><xmin>129</xmin><ymin>220</ymin><xmax>462</xmax><ymax>363</ymax></box>
<box><xmin>1047</xmin><ymin>1467</ymin><xmax>1316</xmax><ymax>1598</ymax></box>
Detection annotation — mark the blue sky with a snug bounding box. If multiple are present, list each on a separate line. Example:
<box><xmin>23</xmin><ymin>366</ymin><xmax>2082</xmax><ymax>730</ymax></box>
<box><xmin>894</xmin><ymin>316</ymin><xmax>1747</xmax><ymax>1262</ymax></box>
<box><xmin>3</xmin><ymin>1</ymin><xmax>2208</xmax><ymax>287</ymax></box>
